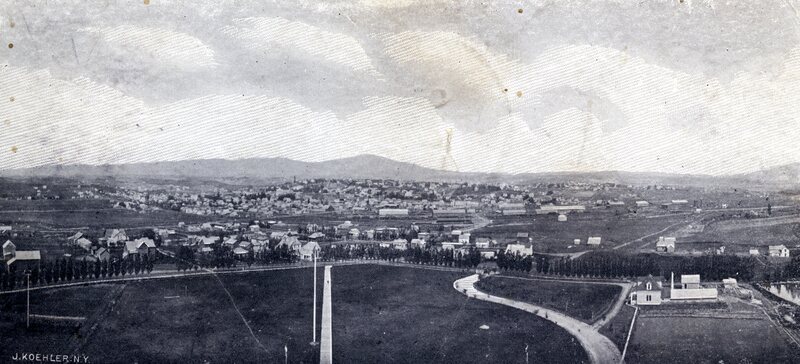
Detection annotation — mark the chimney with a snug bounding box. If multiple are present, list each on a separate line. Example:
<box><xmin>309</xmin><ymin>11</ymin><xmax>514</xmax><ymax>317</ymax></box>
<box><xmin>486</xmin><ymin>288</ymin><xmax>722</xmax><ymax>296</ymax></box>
<box><xmin>670</xmin><ymin>272</ymin><xmax>675</xmax><ymax>296</ymax></box>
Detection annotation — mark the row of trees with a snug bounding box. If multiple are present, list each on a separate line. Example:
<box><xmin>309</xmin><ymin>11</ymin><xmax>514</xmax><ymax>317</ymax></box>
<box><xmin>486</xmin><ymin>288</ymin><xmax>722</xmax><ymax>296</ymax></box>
<box><xmin>497</xmin><ymin>252</ymin><xmax>534</xmax><ymax>272</ymax></box>
<box><xmin>532</xmin><ymin>252</ymin><xmax>758</xmax><ymax>281</ymax></box>
<box><xmin>0</xmin><ymin>254</ymin><xmax>157</xmax><ymax>291</ymax></box>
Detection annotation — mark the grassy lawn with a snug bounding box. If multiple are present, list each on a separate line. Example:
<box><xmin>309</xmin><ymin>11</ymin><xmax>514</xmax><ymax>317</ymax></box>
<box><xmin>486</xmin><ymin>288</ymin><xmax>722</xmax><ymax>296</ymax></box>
<box><xmin>475</xmin><ymin>276</ymin><xmax>621</xmax><ymax>323</ymax></box>
<box><xmin>627</xmin><ymin>316</ymin><xmax>799</xmax><ymax>364</ymax></box>
<box><xmin>0</xmin><ymin>265</ymin><xmax>588</xmax><ymax>363</ymax></box>
<box><xmin>599</xmin><ymin>304</ymin><xmax>636</xmax><ymax>350</ymax></box>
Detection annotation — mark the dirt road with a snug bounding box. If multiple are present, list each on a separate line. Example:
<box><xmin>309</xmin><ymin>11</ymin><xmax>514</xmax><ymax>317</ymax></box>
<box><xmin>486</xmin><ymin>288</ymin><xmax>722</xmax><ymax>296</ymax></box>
<box><xmin>454</xmin><ymin>274</ymin><xmax>622</xmax><ymax>364</ymax></box>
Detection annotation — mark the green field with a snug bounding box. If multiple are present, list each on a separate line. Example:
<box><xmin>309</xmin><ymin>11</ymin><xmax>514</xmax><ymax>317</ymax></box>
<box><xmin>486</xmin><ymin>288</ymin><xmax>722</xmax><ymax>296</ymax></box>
<box><xmin>475</xmin><ymin>276</ymin><xmax>621</xmax><ymax>323</ymax></box>
<box><xmin>0</xmin><ymin>265</ymin><xmax>588</xmax><ymax>363</ymax></box>
<box><xmin>627</xmin><ymin>316</ymin><xmax>799</xmax><ymax>364</ymax></box>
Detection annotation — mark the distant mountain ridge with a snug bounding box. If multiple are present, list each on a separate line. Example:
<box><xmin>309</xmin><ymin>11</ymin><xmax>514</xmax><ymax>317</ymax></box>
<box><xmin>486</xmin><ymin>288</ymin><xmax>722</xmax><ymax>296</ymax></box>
<box><xmin>0</xmin><ymin>155</ymin><xmax>797</xmax><ymax>188</ymax></box>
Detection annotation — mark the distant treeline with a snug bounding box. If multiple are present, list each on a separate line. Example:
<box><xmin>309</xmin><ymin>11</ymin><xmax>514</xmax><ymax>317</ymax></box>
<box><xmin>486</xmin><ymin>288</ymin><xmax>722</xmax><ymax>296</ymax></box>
<box><xmin>531</xmin><ymin>251</ymin><xmax>757</xmax><ymax>281</ymax></box>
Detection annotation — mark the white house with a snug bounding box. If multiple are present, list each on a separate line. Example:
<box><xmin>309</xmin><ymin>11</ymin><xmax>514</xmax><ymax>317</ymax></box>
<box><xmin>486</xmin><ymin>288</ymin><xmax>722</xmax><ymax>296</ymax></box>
<box><xmin>769</xmin><ymin>245</ymin><xmax>790</xmax><ymax>257</ymax></box>
<box><xmin>505</xmin><ymin>244</ymin><xmax>533</xmax><ymax>257</ymax></box>
<box><xmin>474</xmin><ymin>238</ymin><xmax>493</xmax><ymax>249</ymax></box>
<box><xmin>299</xmin><ymin>242</ymin><xmax>320</xmax><ymax>261</ymax></box>
<box><xmin>587</xmin><ymin>237</ymin><xmax>602</xmax><ymax>246</ymax></box>
<box><xmin>410</xmin><ymin>239</ymin><xmax>427</xmax><ymax>248</ymax></box>
<box><xmin>458</xmin><ymin>233</ymin><xmax>471</xmax><ymax>245</ymax></box>
<box><xmin>630</xmin><ymin>275</ymin><xmax>664</xmax><ymax>306</ymax></box>
<box><xmin>749</xmin><ymin>248</ymin><xmax>760</xmax><ymax>256</ymax></box>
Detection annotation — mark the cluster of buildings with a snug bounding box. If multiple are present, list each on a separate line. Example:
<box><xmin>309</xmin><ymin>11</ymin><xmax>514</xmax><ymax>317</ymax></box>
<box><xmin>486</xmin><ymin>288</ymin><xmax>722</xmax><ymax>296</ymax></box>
<box><xmin>630</xmin><ymin>273</ymin><xmax>720</xmax><ymax>306</ymax></box>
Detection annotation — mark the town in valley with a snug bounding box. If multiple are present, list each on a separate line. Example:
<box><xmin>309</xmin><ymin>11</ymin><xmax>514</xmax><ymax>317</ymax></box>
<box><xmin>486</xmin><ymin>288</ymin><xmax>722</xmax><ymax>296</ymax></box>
<box><xmin>2</xmin><ymin>158</ymin><xmax>800</xmax><ymax>363</ymax></box>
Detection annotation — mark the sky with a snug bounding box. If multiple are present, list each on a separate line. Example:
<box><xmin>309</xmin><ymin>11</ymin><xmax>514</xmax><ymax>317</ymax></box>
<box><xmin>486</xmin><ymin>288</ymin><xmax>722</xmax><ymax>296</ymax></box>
<box><xmin>1</xmin><ymin>0</ymin><xmax>799</xmax><ymax>175</ymax></box>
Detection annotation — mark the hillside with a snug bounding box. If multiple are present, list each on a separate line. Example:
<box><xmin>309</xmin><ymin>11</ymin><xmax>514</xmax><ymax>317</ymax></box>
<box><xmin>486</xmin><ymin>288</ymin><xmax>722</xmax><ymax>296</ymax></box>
<box><xmin>0</xmin><ymin>155</ymin><xmax>795</xmax><ymax>188</ymax></box>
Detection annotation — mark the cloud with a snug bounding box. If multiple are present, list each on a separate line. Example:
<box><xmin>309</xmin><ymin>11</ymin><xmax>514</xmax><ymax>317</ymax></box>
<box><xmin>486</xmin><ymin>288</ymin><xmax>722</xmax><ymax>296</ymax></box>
<box><xmin>78</xmin><ymin>25</ymin><xmax>218</xmax><ymax>70</ymax></box>
<box><xmin>222</xmin><ymin>17</ymin><xmax>381</xmax><ymax>78</ymax></box>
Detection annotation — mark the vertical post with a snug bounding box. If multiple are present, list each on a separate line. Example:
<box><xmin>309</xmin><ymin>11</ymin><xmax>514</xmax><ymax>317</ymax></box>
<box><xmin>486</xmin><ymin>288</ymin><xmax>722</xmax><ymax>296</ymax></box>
<box><xmin>26</xmin><ymin>272</ymin><xmax>30</xmax><ymax>328</ymax></box>
<box><xmin>312</xmin><ymin>250</ymin><xmax>317</xmax><ymax>345</ymax></box>
<box><xmin>525</xmin><ymin>344</ymin><xmax>529</xmax><ymax>364</ymax></box>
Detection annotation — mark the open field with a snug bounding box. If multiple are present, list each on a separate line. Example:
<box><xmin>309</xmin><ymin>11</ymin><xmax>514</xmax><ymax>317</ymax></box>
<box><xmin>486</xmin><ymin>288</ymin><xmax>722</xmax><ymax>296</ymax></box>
<box><xmin>685</xmin><ymin>213</ymin><xmax>800</xmax><ymax>247</ymax></box>
<box><xmin>475</xmin><ymin>276</ymin><xmax>621</xmax><ymax>323</ymax></box>
<box><xmin>0</xmin><ymin>208</ymin><xmax>210</xmax><ymax>230</ymax></box>
<box><xmin>0</xmin><ymin>265</ymin><xmax>588</xmax><ymax>363</ymax></box>
<box><xmin>627</xmin><ymin>314</ymin><xmax>799</xmax><ymax>364</ymax></box>
<box><xmin>476</xmin><ymin>213</ymin><xmax>689</xmax><ymax>253</ymax></box>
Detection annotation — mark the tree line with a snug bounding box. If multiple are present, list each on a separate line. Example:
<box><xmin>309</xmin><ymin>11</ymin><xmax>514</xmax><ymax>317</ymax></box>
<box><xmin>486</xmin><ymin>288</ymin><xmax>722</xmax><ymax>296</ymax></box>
<box><xmin>0</xmin><ymin>254</ymin><xmax>156</xmax><ymax>291</ymax></box>
<box><xmin>532</xmin><ymin>251</ymin><xmax>757</xmax><ymax>281</ymax></box>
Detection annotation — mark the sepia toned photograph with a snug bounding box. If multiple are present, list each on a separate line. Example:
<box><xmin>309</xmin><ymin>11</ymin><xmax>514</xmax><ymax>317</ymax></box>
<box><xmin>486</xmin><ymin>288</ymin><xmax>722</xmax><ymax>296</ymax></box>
<box><xmin>1</xmin><ymin>0</ymin><xmax>800</xmax><ymax>363</ymax></box>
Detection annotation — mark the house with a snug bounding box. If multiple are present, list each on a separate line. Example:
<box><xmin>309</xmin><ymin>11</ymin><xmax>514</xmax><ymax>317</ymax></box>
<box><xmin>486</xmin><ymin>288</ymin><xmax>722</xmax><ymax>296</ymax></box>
<box><xmin>0</xmin><ymin>225</ymin><xmax>11</xmax><ymax>233</ymax></box>
<box><xmin>587</xmin><ymin>237</ymin><xmax>602</xmax><ymax>246</ymax></box>
<box><xmin>2</xmin><ymin>240</ymin><xmax>41</xmax><ymax>272</ymax></box>
<box><xmin>516</xmin><ymin>232</ymin><xmax>531</xmax><ymax>243</ymax></box>
<box><xmin>299</xmin><ymin>242</ymin><xmax>321</xmax><ymax>261</ymax></box>
<box><xmin>681</xmin><ymin>274</ymin><xmax>700</xmax><ymax>289</ymax></box>
<box><xmin>75</xmin><ymin>238</ymin><xmax>94</xmax><ymax>253</ymax></box>
<box><xmin>233</xmin><ymin>247</ymin><xmax>250</xmax><ymax>257</ymax></box>
<box><xmin>656</xmin><ymin>237</ymin><xmax>676</xmax><ymax>253</ymax></box>
<box><xmin>308</xmin><ymin>232</ymin><xmax>326</xmax><ymax>240</ymax></box>
<box><xmin>390</xmin><ymin>239</ymin><xmax>408</xmax><ymax>250</ymax></box>
<box><xmin>458</xmin><ymin>233</ymin><xmax>471</xmax><ymax>244</ymax></box>
<box><xmin>630</xmin><ymin>275</ymin><xmax>664</xmax><ymax>306</ymax></box>
<box><xmin>474</xmin><ymin>238</ymin><xmax>493</xmax><ymax>249</ymax></box>
<box><xmin>479</xmin><ymin>249</ymin><xmax>497</xmax><ymax>259</ymax></box>
<box><xmin>349</xmin><ymin>228</ymin><xmax>360</xmax><ymax>239</ymax></box>
<box><xmin>573</xmin><ymin>239</ymin><xmax>581</xmax><ymax>245</ymax></box>
<box><xmin>722</xmin><ymin>278</ymin><xmax>738</xmax><ymax>289</ymax></box>
<box><xmin>94</xmin><ymin>247</ymin><xmax>110</xmax><ymax>262</ymax></box>
<box><xmin>410</xmin><ymin>239</ymin><xmax>427</xmax><ymax>248</ymax></box>
<box><xmin>749</xmin><ymin>248</ymin><xmax>760</xmax><ymax>256</ymax></box>
<box><xmin>670</xmin><ymin>272</ymin><xmax>718</xmax><ymax>300</ymax></box>
<box><xmin>505</xmin><ymin>244</ymin><xmax>533</xmax><ymax>257</ymax></box>
<box><xmin>276</xmin><ymin>235</ymin><xmax>303</xmax><ymax>253</ymax></box>
<box><xmin>441</xmin><ymin>242</ymin><xmax>464</xmax><ymax>250</ymax></box>
<box><xmin>635</xmin><ymin>201</ymin><xmax>650</xmax><ymax>208</ymax></box>
<box><xmin>103</xmin><ymin>229</ymin><xmax>128</xmax><ymax>247</ymax></box>
<box><xmin>769</xmin><ymin>245</ymin><xmax>790</xmax><ymax>257</ymax></box>
<box><xmin>124</xmin><ymin>238</ymin><xmax>156</xmax><ymax>259</ymax></box>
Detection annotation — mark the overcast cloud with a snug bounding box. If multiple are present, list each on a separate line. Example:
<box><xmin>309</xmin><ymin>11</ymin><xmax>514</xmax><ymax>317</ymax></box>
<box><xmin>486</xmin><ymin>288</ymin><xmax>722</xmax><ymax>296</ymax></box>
<box><xmin>1</xmin><ymin>0</ymin><xmax>799</xmax><ymax>175</ymax></box>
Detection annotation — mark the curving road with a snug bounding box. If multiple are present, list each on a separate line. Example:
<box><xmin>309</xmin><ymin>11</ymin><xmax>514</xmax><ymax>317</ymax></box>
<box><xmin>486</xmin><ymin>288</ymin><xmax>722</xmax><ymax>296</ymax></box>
<box><xmin>454</xmin><ymin>274</ymin><xmax>621</xmax><ymax>364</ymax></box>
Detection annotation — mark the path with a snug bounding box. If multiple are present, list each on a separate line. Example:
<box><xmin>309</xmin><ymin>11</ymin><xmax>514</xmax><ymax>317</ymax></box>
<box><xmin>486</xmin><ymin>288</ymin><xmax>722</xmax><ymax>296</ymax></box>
<box><xmin>454</xmin><ymin>274</ymin><xmax>621</xmax><ymax>364</ymax></box>
<box><xmin>319</xmin><ymin>266</ymin><xmax>333</xmax><ymax>364</ymax></box>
